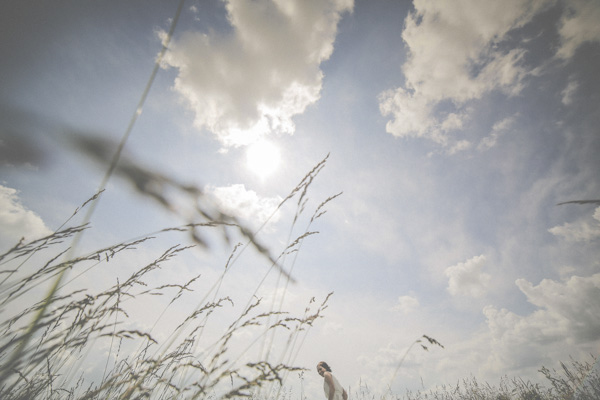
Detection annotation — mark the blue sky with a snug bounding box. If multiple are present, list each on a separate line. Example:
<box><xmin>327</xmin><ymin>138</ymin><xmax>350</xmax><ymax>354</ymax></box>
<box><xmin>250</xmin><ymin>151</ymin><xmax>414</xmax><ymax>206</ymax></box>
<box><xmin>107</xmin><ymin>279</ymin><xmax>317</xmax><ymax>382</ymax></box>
<box><xmin>1</xmin><ymin>0</ymin><xmax>599</xmax><ymax>398</ymax></box>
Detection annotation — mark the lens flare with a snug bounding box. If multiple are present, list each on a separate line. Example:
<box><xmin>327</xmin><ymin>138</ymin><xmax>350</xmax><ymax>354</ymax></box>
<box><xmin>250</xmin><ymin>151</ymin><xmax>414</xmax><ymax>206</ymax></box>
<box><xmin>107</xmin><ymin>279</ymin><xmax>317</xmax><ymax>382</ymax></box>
<box><xmin>246</xmin><ymin>141</ymin><xmax>281</xmax><ymax>179</ymax></box>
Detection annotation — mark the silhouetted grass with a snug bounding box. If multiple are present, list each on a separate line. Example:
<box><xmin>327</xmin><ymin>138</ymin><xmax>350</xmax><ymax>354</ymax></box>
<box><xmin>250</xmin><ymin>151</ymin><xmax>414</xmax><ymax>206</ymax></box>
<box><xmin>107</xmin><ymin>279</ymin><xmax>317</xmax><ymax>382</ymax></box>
<box><xmin>2</xmin><ymin>144</ymin><xmax>598</xmax><ymax>400</ymax></box>
<box><xmin>0</xmin><ymin>152</ymin><xmax>338</xmax><ymax>400</ymax></box>
<box><xmin>352</xmin><ymin>355</ymin><xmax>599</xmax><ymax>400</ymax></box>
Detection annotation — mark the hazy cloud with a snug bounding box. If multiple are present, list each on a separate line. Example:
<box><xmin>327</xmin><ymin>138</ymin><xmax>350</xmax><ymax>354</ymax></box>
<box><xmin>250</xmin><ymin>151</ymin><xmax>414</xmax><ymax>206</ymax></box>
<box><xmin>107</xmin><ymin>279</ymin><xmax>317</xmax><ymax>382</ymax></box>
<box><xmin>205</xmin><ymin>184</ymin><xmax>283</xmax><ymax>227</ymax></box>
<box><xmin>392</xmin><ymin>295</ymin><xmax>420</xmax><ymax>314</ymax></box>
<box><xmin>556</xmin><ymin>0</ymin><xmax>600</xmax><ymax>59</ymax></box>
<box><xmin>477</xmin><ymin>116</ymin><xmax>516</xmax><ymax>151</ymax></box>
<box><xmin>560</xmin><ymin>78</ymin><xmax>579</xmax><ymax>106</ymax></box>
<box><xmin>446</xmin><ymin>139</ymin><xmax>472</xmax><ymax>155</ymax></box>
<box><xmin>0</xmin><ymin>185</ymin><xmax>52</xmax><ymax>249</ymax></box>
<box><xmin>483</xmin><ymin>304</ymin><xmax>564</xmax><ymax>371</ymax></box>
<box><xmin>162</xmin><ymin>0</ymin><xmax>353</xmax><ymax>147</ymax></box>
<box><xmin>379</xmin><ymin>0</ymin><xmax>551</xmax><ymax>147</ymax></box>
<box><xmin>322</xmin><ymin>320</ymin><xmax>344</xmax><ymax>336</ymax></box>
<box><xmin>548</xmin><ymin>206</ymin><xmax>600</xmax><ymax>242</ymax></box>
<box><xmin>482</xmin><ymin>273</ymin><xmax>600</xmax><ymax>371</ymax></box>
<box><xmin>445</xmin><ymin>255</ymin><xmax>491</xmax><ymax>298</ymax></box>
<box><xmin>356</xmin><ymin>342</ymin><xmax>407</xmax><ymax>389</ymax></box>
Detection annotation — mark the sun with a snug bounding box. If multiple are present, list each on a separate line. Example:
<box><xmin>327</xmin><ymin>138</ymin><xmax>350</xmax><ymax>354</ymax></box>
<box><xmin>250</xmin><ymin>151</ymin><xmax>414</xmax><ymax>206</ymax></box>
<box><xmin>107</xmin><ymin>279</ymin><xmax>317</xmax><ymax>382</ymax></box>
<box><xmin>246</xmin><ymin>140</ymin><xmax>281</xmax><ymax>179</ymax></box>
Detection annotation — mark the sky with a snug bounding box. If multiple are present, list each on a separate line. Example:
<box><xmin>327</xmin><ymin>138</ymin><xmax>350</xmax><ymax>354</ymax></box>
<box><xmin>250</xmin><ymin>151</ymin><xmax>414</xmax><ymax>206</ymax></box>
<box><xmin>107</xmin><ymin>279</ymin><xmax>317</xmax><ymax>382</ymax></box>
<box><xmin>1</xmin><ymin>0</ymin><xmax>600</xmax><ymax>398</ymax></box>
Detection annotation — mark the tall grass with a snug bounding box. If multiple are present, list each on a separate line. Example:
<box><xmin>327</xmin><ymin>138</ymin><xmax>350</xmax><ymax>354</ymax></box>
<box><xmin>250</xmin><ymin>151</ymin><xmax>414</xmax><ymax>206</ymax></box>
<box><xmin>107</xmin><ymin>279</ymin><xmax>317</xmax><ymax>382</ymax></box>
<box><xmin>352</xmin><ymin>355</ymin><xmax>599</xmax><ymax>400</ymax></box>
<box><xmin>2</xmin><ymin>141</ymin><xmax>599</xmax><ymax>399</ymax></box>
<box><xmin>0</xmin><ymin>148</ymin><xmax>338</xmax><ymax>399</ymax></box>
<box><xmin>2</xmin><ymin>135</ymin><xmax>599</xmax><ymax>400</ymax></box>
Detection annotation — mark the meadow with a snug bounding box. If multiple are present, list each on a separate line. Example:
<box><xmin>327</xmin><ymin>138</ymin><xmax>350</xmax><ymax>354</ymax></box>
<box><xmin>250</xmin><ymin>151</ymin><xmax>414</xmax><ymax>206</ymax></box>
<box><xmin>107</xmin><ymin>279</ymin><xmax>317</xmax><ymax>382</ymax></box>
<box><xmin>1</xmin><ymin>4</ymin><xmax>597</xmax><ymax>397</ymax></box>
<box><xmin>0</xmin><ymin>148</ymin><xmax>339</xmax><ymax>399</ymax></box>
<box><xmin>1</xmin><ymin>147</ymin><xmax>598</xmax><ymax>399</ymax></box>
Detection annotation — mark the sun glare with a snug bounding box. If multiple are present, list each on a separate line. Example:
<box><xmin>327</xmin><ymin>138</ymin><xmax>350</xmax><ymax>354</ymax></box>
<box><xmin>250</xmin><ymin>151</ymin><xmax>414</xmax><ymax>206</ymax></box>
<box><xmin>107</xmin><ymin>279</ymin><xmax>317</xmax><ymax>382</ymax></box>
<box><xmin>246</xmin><ymin>141</ymin><xmax>281</xmax><ymax>179</ymax></box>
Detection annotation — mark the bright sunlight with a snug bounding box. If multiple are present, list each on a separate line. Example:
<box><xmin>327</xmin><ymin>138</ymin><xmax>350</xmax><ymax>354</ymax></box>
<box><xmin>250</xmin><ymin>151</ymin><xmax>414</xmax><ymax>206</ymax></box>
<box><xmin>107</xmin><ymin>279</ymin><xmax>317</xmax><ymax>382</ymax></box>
<box><xmin>246</xmin><ymin>140</ymin><xmax>281</xmax><ymax>179</ymax></box>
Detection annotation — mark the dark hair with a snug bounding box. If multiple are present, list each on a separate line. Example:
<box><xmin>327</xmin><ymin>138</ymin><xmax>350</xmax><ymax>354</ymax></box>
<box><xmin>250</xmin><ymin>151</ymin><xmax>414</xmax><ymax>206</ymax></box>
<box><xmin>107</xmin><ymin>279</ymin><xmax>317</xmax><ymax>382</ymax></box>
<box><xmin>318</xmin><ymin>361</ymin><xmax>332</xmax><ymax>372</ymax></box>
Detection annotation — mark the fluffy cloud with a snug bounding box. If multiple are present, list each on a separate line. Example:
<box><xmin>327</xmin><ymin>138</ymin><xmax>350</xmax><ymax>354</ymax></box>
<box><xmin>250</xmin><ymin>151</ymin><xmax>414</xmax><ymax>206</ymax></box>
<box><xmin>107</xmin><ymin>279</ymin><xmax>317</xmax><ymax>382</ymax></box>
<box><xmin>445</xmin><ymin>254</ymin><xmax>491</xmax><ymax>298</ymax></box>
<box><xmin>392</xmin><ymin>295</ymin><xmax>420</xmax><ymax>314</ymax></box>
<box><xmin>338</xmin><ymin>271</ymin><xmax>600</xmax><ymax>392</ymax></box>
<box><xmin>162</xmin><ymin>0</ymin><xmax>353</xmax><ymax>147</ymax></box>
<box><xmin>556</xmin><ymin>0</ymin><xmax>600</xmax><ymax>59</ymax></box>
<box><xmin>379</xmin><ymin>0</ymin><xmax>550</xmax><ymax>147</ymax></box>
<box><xmin>482</xmin><ymin>273</ymin><xmax>600</xmax><ymax>372</ymax></box>
<box><xmin>516</xmin><ymin>274</ymin><xmax>600</xmax><ymax>342</ymax></box>
<box><xmin>424</xmin><ymin>273</ymin><xmax>600</xmax><ymax>384</ymax></box>
<box><xmin>205</xmin><ymin>184</ymin><xmax>283</xmax><ymax>228</ymax></box>
<box><xmin>548</xmin><ymin>206</ymin><xmax>600</xmax><ymax>242</ymax></box>
<box><xmin>0</xmin><ymin>185</ymin><xmax>52</xmax><ymax>250</ymax></box>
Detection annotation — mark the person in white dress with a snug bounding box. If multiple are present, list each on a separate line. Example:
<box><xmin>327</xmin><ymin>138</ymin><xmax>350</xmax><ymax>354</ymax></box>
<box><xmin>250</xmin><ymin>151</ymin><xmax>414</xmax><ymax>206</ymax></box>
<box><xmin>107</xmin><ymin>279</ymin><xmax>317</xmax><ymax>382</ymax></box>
<box><xmin>317</xmin><ymin>361</ymin><xmax>348</xmax><ymax>400</ymax></box>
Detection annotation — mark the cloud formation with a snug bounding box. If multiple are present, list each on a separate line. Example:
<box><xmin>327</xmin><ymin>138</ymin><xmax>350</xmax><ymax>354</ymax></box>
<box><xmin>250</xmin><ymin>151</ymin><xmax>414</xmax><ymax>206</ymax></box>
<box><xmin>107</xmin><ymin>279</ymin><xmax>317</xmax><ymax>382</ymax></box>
<box><xmin>548</xmin><ymin>206</ymin><xmax>600</xmax><ymax>242</ymax></box>
<box><xmin>516</xmin><ymin>274</ymin><xmax>600</xmax><ymax>342</ymax></box>
<box><xmin>205</xmin><ymin>184</ymin><xmax>282</xmax><ymax>228</ymax></box>
<box><xmin>0</xmin><ymin>185</ymin><xmax>52</xmax><ymax>250</ymax></box>
<box><xmin>556</xmin><ymin>0</ymin><xmax>600</xmax><ymax>59</ymax></box>
<box><xmin>445</xmin><ymin>254</ymin><xmax>491</xmax><ymax>298</ymax></box>
<box><xmin>483</xmin><ymin>273</ymin><xmax>600</xmax><ymax>371</ymax></box>
<box><xmin>477</xmin><ymin>115</ymin><xmax>516</xmax><ymax>151</ymax></box>
<box><xmin>379</xmin><ymin>0</ymin><xmax>548</xmax><ymax>147</ymax></box>
<box><xmin>162</xmin><ymin>0</ymin><xmax>353</xmax><ymax>147</ymax></box>
<box><xmin>561</xmin><ymin>78</ymin><xmax>579</xmax><ymax>106</ymax></box>
<box><xmin>392</xmin><ymin>295</ymin><xmax>420</xmax><ymax>314</ymax></box>
<box><xmin>378</xmin><ymin>0</ymin><xmax>600</xmax><ymax>150</ymax></box>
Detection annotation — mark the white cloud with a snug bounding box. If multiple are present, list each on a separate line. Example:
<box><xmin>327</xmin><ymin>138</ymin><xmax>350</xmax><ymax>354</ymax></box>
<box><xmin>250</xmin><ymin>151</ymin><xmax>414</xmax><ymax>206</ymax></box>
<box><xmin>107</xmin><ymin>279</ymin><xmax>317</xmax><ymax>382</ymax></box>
<box><xmin>482</xmin><ymin>273</ymin><xmax>600</xmax><ymax>372</ymax></box>
<box><xmin>477</xmin><ymin>133</ymin><xmax>499</xmax><ymax>152</ymax></box>
<box><xmin>205</xmin><ymin>184</ymin><xmax>283</xmax><ymax>228</ymax></box>
<box><xmin>379</xmin><ymin>0</ymin><xmax>551</xmax><ymax>147</ymax></box>
<box><xmin>421</xmin><ymin>273</ymin><xmax>600</xmax><ymax>386</ymax></box>
<box><xmin>378</xmin><ymin>87</ymin><xmax>438</xmax><ymax>142</ymax></box>
<box><xmin>560</xmin><ymin>78</ymin><xmax>579</xmax><ymax>106</ymax></box>
<box><xmin>322</xmin><ymin>320</ymin><xmax>344</xmax><ymax>336</ymax></box>
<box><xmin>255</xmin><ymin>285</ymin><xmax>298</xmax><ymax>305</ymax></box>
<box><xmin>516</xmin><ymin>274</ymin><xmax>600</xmax><ymax>342</ymax></box>
<box><xmin>556</xmin><ymin>0</ymin><xmax>600</xmax><ymax>59</ymax></box>
<box><xmin>477</xmin><ymin>115</ymin><xmax>516</xmax><ymax>151</ymax></box>
<box><xmin>355</xmin><ymin>341</ymin><xmax>411</xmax><ymax>390</ymax></box>
<box><xmin>548</xmin><ymin>206</ymin><xmax>600</xmax><ymax>242</ymax></box>
<box><xmin>392</xmin><ymin>295</ymin><xmax>420</xmax><ymax>314</ymax></box>
<box><xmin>482</xmin><ymin>305</ymin><xmax>565</xmax><ymax>371</ymax></box>
<box><xmin>445</xmin><ymin>254</ymin><xmax>491</xmax><ymax>298</ymax></box>
<box><xmin>0</xmin><ymin>185</ymin><xmax>52</xmax><ymax>250</ymax></box>
<box><xmin>162</xmin><ymin>0</ymin><xmax>353</xmax><ymax>147</ymax></box>
<box><xmin>440</xmin><ymin>112</ymin><xmax>467</xmax><ymax>132</ymax></box>
<box><xmin>446</xmin><ymin>139</ymin><xmax>472</xmax><ymax>155</ymax></box>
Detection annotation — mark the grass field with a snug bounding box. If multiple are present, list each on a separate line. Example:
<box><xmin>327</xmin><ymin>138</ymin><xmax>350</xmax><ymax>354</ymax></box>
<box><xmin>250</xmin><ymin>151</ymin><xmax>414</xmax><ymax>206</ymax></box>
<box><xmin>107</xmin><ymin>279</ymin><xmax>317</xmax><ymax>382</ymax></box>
<box><xmin>1</xmin><ymin>153</ymin><xmax>598</xmax><ymax>399</ymax></box>
<box><xmin>0</xmin><ymin>152</ymin><xmax>339</xmax><ymax>399</ymax></box>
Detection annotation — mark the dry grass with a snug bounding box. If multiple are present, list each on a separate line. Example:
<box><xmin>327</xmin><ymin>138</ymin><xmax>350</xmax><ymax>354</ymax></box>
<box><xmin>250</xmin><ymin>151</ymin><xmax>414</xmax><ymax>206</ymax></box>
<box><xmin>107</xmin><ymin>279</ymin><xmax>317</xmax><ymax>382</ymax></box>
<box><xmin>0</xmin><ymin>151</ymin><xmax>338</xmax><ymax>400</ymax></box>
<box><xmin>2</xmin><ymin>143</ymin><xmax>598</xmax><ymax>399</ymax></box>
<box><xmin>2</xmin><ymin>133</ymin><xmax>598</xmax><ymax>400</ymax></box>
<box><xmin>353</xmin><ymin>355</ymin><xmax>599</xmax><ymax>400</ymax></box>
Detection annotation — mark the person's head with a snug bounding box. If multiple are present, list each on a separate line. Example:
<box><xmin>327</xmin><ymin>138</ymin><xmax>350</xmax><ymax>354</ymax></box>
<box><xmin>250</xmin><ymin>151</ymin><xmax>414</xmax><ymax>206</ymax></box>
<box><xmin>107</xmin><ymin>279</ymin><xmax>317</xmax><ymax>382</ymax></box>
<box><xmin>317</xmin><ymin>361</ymin><xmax>331</xmax><ymax>376</ymax></box>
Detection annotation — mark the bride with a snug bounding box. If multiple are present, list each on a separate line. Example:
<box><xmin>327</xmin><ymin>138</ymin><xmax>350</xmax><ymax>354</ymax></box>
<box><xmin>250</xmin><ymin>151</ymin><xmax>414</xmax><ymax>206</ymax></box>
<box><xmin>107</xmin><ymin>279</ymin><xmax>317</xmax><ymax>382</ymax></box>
<box><xmin>317</xmin><ymin>361</ymin><xmax>348</xmax><ymax>400</ymax></box>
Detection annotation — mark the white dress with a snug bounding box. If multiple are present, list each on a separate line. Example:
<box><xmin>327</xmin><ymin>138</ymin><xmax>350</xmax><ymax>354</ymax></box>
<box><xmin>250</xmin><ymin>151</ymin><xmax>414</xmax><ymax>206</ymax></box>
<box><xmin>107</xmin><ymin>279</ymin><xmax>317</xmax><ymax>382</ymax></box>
<box><xmin>323</xmin><ymin>373</ymin><xmax>344</xmax><ymax>400</ymax></box>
